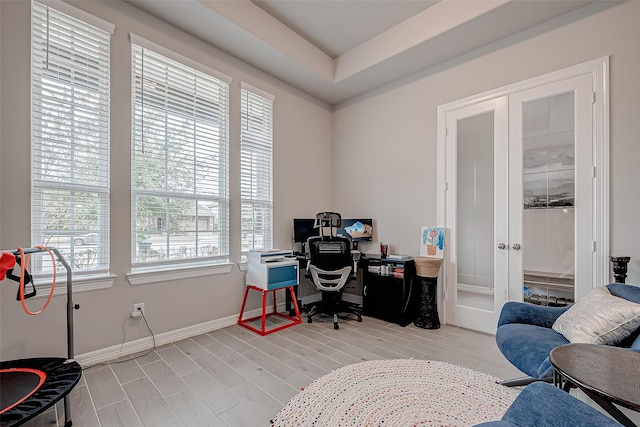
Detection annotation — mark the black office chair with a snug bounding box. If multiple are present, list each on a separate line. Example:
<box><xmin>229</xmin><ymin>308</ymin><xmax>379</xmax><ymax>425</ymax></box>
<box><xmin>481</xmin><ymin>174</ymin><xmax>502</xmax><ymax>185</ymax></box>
<box><xmin>306</xmin><ymin>212</ymin><xmax>363</xmax><ymax>330</ymax></box>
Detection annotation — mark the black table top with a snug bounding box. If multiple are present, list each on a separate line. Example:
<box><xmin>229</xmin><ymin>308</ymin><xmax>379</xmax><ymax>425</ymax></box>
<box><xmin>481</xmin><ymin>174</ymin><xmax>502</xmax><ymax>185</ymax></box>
<box><xmin>550</xmin><ymin>343</ymin><xmax>640</xmax><ymax>412</ymax></box>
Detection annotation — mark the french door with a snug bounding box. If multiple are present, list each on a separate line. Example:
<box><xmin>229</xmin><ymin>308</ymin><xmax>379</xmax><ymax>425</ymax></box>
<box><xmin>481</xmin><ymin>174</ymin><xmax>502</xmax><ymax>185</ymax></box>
<box><xmin>443</xmin><ymin>97</ymin><xmax>509</xmax><ymax>332</ymax></box>
<box><xmin>438</xmin><ymin>60</ymin><xmax>608</xmax><ymax>334</ymax></box>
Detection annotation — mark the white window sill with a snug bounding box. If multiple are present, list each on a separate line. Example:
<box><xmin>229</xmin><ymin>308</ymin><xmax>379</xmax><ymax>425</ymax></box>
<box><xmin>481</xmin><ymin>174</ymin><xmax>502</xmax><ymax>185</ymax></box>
<box><xmin>27</xmin><ymin>274</ymin><xmax>116</xmax><ymax>298</ymax></box>
<box><xmin>127</xmin><ymin>262</ymin><xmax>234</xmax><ymax>286</ymax></box>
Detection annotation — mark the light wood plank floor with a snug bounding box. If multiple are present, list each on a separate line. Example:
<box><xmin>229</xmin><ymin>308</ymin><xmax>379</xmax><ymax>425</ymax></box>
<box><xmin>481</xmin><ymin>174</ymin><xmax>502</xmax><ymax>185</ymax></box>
<box><xmin>23</xmin><ymin>315</ymin><xmax>522</xmax><ymax>427</ymax></box>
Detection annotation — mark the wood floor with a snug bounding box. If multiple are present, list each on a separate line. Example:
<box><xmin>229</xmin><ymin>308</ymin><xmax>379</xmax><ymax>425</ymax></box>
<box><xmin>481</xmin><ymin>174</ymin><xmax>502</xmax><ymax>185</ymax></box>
<box><xmin>22</xmin><ymin>315</ymin><xmax>523</xmax><ymax>427</ymax></box>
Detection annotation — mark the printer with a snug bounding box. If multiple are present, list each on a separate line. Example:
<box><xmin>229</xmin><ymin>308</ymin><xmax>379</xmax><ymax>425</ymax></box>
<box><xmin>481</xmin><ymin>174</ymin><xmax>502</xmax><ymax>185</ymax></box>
<box><xmin>246</xmin><ymin>250</ymin><xmax>299</xmax><ymax>290</ymax></box>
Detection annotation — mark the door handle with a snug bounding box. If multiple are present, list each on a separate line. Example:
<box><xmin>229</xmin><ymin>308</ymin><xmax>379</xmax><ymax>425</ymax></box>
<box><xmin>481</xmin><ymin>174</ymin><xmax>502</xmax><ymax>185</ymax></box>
<box><xmin>497</xmin><ymin>243</ymin><xmax>506</xmax><ymax>250</ymax></box>
<box><xmin>512</xmin><ymin>243</ymin><xmax>521</xmax><ymax>250</ymax></box>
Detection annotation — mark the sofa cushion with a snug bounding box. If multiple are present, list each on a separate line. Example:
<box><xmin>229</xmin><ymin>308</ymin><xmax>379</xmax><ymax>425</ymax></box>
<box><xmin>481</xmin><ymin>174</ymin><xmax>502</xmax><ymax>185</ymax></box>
<box><xmin>498</xmin><ymin>301</ymin><xmax>569</xmax><ymax>329</ymax></box>
<box><xmin>552</xmin><ymin>286</ymin><xmax>640</xmax><ymax>345</ymax></box>
<box><xmin>496</xmin><ymin>323</ymin><xmax>569</xmax><ymax>379</ymax></box>
<box><xmin>607</xmin><ymin>284</ymin><xmax>640</xmax><ymax>348</ymax></box>
<box><xmin>607</xmin><ymin>283</ymin><xmax>640</xmax><ymax>304</ymax></box>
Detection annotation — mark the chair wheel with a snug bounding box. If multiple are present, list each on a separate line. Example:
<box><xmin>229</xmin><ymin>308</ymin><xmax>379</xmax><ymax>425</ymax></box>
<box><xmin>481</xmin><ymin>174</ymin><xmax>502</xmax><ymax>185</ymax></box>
<box><xmin>334</xmin><ymin>323</ymin><xmax>339</xmax><ymax>330</ymax></box>
<box><xmin>308</xmin><ymin>317</ymin><xmax>313</xmax><ymax>323</ymax></box>
<box><xmin>357</xmin><ymin>316</ymin><xmax>362</xmax><ymax>322</ymax></box>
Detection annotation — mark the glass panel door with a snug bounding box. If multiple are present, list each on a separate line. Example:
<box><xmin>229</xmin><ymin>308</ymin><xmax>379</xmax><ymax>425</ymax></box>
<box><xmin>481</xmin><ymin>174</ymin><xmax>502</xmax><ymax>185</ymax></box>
<box><xmin>456</xmin><ymin>111</ymin><xmax>496</xmax><ymax>310</ymax></box>
<box><xmin>521</xmin><ymin>92</ymin><xmax>576</xmax><ymax>306</ymax></box>
<box><xmin>445</xmin><ymin>97</ymin><xmax>509</xmax><ymax>334</ymax></box>
<box><xmin>441</xmin><ymin>62</ymin><xmax>607</xmax><ymax>334</ymax></box>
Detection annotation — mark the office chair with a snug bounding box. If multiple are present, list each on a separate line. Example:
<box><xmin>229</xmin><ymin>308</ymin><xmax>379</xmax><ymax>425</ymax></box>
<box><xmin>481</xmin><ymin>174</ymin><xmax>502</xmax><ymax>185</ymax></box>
<box><xmin>306</xmin><ymin>212</ymin><xmax>363</xmax><ymax>330</ymax></box>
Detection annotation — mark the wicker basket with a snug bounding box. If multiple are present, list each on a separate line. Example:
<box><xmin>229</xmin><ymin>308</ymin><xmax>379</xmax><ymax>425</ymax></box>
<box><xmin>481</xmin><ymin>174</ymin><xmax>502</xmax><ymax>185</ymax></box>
<box><xmin>414</xmin><ymin>256</ymin><xmax>442</xmax><ymax>278</ymax></box>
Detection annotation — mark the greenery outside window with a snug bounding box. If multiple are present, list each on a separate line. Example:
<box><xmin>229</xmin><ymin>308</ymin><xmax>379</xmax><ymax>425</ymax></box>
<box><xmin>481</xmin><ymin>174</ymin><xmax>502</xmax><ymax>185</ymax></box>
<box><xmin>131</xmin><ymin>37</ymin><xmax>230</xmax><ymax>267</ymax></box>
<box><xmin>31</xmin><ymin>1</ymin><xmax>113</xmax><ymax>276</ymax></box>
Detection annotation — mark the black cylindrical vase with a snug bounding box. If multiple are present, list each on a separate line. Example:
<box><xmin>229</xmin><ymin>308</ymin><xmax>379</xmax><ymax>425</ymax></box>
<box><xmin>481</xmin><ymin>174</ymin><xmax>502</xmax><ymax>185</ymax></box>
<box><xmin>413</xmin><ymin>257</ymin><xmax>442</xmax><ymax>329</ymax></box>
<box><xmin>610</xmin><ymin>256</ymin><xmax>631</xmax><ymax>284</ymax></box>
<box><xmin>414</xmin><ymin>276</ymin><xmax>440</xmax><ymax>329</ymax></box>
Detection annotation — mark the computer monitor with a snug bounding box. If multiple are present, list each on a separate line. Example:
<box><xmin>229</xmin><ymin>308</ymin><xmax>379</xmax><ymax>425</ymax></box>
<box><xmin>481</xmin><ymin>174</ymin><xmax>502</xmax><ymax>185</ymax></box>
<box><xmin>337</xmin><ymin>218</ymin><xmax>373</xmax><ymax>249</ymax></box>
<box><xmin>293</xmin><ymin>218</ymin><xmax>319</xmax><ymax>252</ymax></box>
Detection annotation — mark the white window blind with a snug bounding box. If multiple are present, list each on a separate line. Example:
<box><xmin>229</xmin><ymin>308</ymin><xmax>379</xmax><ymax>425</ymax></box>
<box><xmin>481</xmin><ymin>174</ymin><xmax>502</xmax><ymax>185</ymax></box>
<box><xmin>240</xmin><ymin>83</ymin><xmax>273</xmax><ymax>253</ymax></box>
<box><xmin>131</xmin><ymin>42</ymin><xmax>230</xmax><ymax>266</ymax></box>
<box><xmin>31</xmin><ymin>1</ymin><xmax>111</xmax><ymax>275</ymax></box>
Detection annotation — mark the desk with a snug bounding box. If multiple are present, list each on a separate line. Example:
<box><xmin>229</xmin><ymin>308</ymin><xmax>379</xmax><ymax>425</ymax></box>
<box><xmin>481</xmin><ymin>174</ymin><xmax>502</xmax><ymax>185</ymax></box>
<box><xmin>361</xmin><ymin>256</ymin><xmax>416</xmax><ymax>326</ymax></box>
<box><xmin>550</xmin><ymin>343</ymin><xmax>640</xmax><ymax>427</ymax></box>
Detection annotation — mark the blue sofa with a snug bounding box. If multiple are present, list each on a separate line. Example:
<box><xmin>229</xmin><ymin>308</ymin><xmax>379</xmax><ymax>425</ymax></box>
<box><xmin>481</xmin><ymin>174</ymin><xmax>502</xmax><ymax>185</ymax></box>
<box><xmin>474</xmin><ymin>382</ymin><xmax>622</xmax><ymax>426</ymax></box>
<box><xmin>496</xmin><ymin>283</ymin><xmax>640</xmax><ymax>386</ymax></box>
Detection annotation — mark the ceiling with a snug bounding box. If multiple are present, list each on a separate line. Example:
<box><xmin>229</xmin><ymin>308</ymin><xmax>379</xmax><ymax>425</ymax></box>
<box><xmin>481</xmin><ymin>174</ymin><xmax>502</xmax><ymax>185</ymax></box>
<box><xmin>124</xmin><ymin>0</ymin><xmax>598</xmax><ymax>105</ymax></box>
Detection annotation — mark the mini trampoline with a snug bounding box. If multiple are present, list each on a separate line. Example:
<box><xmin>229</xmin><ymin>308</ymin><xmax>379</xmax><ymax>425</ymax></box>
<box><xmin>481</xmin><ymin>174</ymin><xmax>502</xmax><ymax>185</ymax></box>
<box><xmin>0</xmin><ymin>358</ymin><xmax>82</xmax><ymax>426</ymax></box>
<box><xmin>0</xmin><ymin>247</ymin><xmax>81</xmax><ymax>427</ymax></box>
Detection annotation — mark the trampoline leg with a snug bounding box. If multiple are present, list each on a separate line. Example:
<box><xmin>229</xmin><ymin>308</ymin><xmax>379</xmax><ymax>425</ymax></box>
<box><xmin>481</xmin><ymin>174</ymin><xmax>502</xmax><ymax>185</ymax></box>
<box><xmin>63</xmin><ymin>394</ymin><xmax>73</xmax><ymax>426</ymax></box>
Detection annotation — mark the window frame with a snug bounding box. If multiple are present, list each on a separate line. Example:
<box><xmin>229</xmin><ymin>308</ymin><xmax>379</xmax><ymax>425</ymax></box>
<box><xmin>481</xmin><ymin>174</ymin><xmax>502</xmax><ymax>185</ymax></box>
<box><xmin>130</xmin><ymin>35</ymin><xmax>232</xmax><ymax>272</ymax></box>
<box><xmin>240</xmin><ymin>82</ymin><xmax>274</xmax><ymax>255</ymax></box>
<box><xmin>30</xmin><ymin>0</ymin><xmax>114</xmax><ymax>283</ymax></box>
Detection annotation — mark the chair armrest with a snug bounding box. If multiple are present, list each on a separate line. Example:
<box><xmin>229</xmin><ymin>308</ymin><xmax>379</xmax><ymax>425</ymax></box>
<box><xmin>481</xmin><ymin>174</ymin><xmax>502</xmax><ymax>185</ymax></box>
<box><xmin>497</xmin><ymin>302</ymin><xmax>569</xmax><ymax>328</ymax></box>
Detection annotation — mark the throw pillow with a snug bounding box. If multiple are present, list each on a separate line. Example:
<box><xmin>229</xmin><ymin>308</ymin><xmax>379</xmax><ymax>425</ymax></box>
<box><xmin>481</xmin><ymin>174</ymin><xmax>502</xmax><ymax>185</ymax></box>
<box><xmin>552</xmin><ymin>286</ymin><xmax>640</xmax><ymax>345</ymax></box>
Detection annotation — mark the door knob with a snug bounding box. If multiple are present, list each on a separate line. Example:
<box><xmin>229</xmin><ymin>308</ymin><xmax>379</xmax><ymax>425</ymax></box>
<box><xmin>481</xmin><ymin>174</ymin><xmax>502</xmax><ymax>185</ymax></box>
<box><xmin>512</xmin><ymin>243</ymin><xmax>521</xmax><ymax>250</ymax></box>
<box><xmin>497</xmin><ymin>243</ymin><xmax>506</xmax><ymax>250</ymax></box>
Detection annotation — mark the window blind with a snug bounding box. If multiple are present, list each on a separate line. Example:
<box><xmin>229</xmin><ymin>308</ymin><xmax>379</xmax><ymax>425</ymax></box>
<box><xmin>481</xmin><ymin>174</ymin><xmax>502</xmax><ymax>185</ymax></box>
<box><xmin>131</xmin><ymin>42</ymin><xmax>230</xmax><ymax>266</ymax></box>
<box><xmin>31</xmin><ymin>1</ymin><xmax>111</xmax><ymax>275</ymax></box>
<box><xmin>240</xmin><ymin>83</ymin><xmax>274</xmax><ymax>253</ymax></box>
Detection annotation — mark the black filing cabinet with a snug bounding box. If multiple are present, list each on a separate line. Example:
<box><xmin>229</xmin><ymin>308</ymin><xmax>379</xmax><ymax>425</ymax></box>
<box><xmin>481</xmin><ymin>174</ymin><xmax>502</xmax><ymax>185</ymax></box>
<box><xmin>361</xmin><ymin>256</ymin><xmax>416</xmax><ymax>326</ymax></box>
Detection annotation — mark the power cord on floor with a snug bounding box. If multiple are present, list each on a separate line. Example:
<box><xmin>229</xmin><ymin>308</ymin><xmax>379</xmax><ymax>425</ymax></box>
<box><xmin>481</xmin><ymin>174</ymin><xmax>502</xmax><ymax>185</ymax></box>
<box><xmin>82</xmin><ymin>308</ymin><xmax>157</xmax><ymax>369</ymax></box>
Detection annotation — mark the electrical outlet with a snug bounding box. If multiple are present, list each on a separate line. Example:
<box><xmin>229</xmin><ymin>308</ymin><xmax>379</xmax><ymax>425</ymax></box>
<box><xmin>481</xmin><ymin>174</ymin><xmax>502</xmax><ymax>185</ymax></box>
<box><xmin>131</xmin><ymin>303</ymin><xmax>144</xmax><ymax>318</ymax></box>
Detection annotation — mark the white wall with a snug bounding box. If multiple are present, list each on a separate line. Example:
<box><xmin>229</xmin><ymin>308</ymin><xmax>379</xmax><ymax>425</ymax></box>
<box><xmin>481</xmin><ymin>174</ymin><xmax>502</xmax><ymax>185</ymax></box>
<box><xmin>3</xmin><ymin>0</ymin><xmax>640</xmax><ymax>361</ymax></box>
<box><xmin>334</xmin><ymin>2</ymin><xmax>640</xmax><ymax>289</ymax></box>
<box><xmin>0</xmin><ymin>0</ymin><xmax>333</xmax><ymax>360</ymax></box>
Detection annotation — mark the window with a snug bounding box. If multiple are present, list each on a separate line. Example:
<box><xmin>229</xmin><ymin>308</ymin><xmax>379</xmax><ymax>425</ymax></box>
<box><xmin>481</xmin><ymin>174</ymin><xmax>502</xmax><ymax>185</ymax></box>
<box><xmin>240</xmin><ymin>83</ymin><xmax>274</xmax><ymax>253</ymax></box>
<box><xmin>131</xmin><ymin>37</ymin><xmax>230</xmax><ymax>267</ymax></box>
<box><xmin>31</xmin><ymin>1</ymin><xmax>112</xmax><ymax>276</ymax></box>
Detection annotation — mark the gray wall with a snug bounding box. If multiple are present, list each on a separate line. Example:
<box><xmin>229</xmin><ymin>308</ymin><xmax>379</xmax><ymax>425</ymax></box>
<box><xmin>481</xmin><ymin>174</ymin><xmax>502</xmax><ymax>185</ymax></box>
<box><xmin>0</xmin><ymin>0</ymin><xmax>333</xmax><ymax>360</ymax></box>
<box><xmin>2</xmin><ymin>0</ymin><xmax>640</xmax><ymax>361</ymax></box>
<box><xmin>333</xmin><ymin>2</ymin><xmax>640</xmax><ymax>284</ymax></box>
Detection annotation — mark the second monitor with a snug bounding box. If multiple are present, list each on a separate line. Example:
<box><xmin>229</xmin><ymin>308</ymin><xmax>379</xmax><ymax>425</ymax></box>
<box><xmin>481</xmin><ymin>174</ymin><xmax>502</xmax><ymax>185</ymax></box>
<box><xmin>337</xmin><ymin>218</ymin><xmax>373</xmax><ymax>250</ymax></box>
<box><xmin>293</xmin><ymin>218</ymin><xmax>319</xmax><ymax>254</ymax></box>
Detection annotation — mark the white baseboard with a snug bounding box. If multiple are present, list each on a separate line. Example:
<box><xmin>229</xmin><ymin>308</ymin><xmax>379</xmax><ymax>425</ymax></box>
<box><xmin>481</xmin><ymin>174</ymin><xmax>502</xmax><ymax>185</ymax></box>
<box><xmin>75</xmin><ymin>305</ymin><xmax>280</xmax><ymax>367</ymax></box>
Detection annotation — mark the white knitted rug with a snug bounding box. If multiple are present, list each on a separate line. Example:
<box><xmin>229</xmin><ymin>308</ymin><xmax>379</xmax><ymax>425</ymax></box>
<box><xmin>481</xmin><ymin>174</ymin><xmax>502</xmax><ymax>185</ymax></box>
<box><xmin>272</xmin><ymin>359</ymin><xmax>520</xmax><ymax>427</ymax></box>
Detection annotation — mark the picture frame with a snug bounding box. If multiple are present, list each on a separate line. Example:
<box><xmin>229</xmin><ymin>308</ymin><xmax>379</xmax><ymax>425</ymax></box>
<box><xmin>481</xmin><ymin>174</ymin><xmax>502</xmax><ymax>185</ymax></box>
<box><xmin>420</xmin><ymin>227</ymin><xmax>445</xmax><ymax>258</ymax></box>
